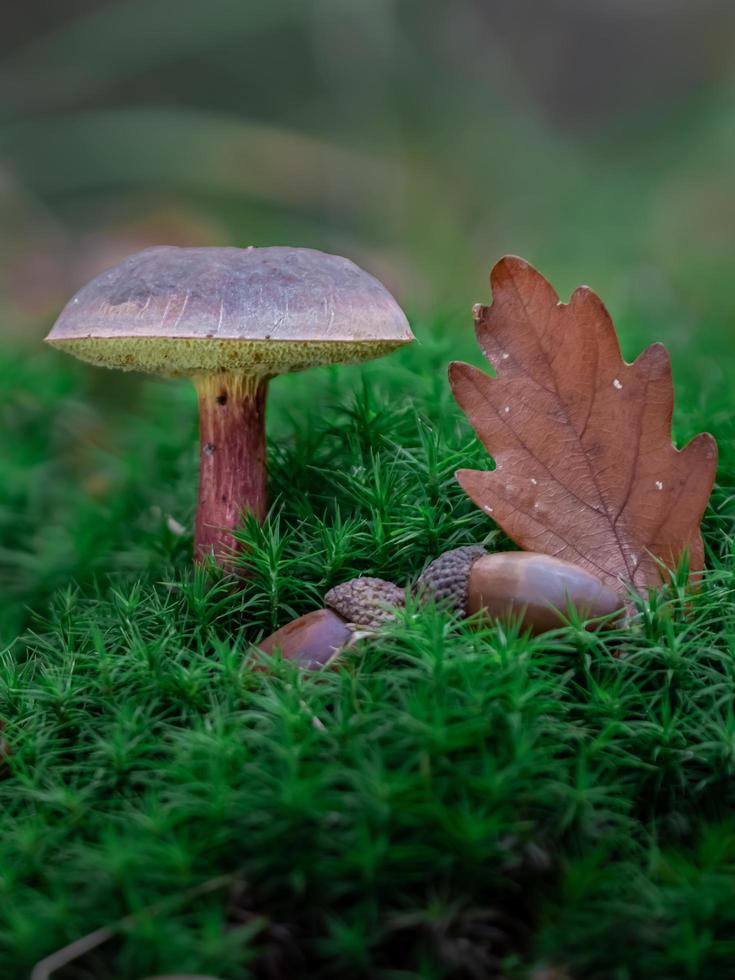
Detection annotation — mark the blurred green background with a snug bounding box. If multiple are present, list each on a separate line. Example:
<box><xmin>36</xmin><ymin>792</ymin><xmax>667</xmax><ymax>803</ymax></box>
<box><xmin>1</xmin><ymin>0</ymin><xmax>734</xmax><ymax>332</ymax></box>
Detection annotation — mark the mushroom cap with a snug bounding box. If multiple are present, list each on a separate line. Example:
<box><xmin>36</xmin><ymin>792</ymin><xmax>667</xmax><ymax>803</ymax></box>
<box><xmin>45</xmin><ymin>245</ymin><xmax>414</xmax><ymax>377</ymax></box>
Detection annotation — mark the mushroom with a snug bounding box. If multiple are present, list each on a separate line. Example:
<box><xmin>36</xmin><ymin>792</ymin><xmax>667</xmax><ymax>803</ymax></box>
<box><xmin>45</xmin><ymin>246</ymin><xmax>413</xmax><ymax>566</ymax></box>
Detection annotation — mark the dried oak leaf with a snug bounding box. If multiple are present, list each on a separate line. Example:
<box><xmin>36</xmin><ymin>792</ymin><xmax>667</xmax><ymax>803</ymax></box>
<box><xmin>449</xmin><ymin>256</ymin><xmax>717</xmax><ymax>596</ymax></box>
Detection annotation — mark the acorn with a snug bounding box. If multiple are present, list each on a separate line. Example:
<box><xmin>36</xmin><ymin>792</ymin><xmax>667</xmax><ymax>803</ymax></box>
<box><xmin>257</xmin><ymin>577</ymin><xmax>404</xmax><ymax>670</ymax></box>
<box><xmin>469</xmin><ymin>552</ymin><xmax>621</xmax><ymax>633</ymax></box>
<box><xmin>419</xmin><ymin>548</ymin><xmax>621</xmax><ymax>634</ymax></box>
<box><xmin>257</xmin><ymin>608</ymin><xmax>356</xmax><ymax>669</ymax></box>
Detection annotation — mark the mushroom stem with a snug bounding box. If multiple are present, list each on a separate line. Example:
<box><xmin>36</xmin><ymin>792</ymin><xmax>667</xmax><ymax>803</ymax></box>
<box><xmin>193</xmin><ymin>372</ymin><xmax>268</xmax><ymax>566</ymax></box>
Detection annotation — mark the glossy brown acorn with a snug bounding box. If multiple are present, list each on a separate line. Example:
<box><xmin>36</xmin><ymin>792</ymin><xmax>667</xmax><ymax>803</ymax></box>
<box><xmin>257</xmin><ymin>608</ymin><xmax>354</xmax><ymax>669</ymax></box>
<box><xmin>467</xmin><ymin>552</ymin><xmax>621</xmax><ymax>634</ymax></box>
<box><xmin>257</xmin><ymin>576</ymin><xmax>405</xmax><ymax>670</ymax></box>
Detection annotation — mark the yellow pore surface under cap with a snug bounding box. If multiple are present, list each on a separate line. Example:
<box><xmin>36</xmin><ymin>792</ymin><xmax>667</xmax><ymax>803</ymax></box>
<box><xmin>46</xmin><ymin>335</ymin><xmax>410</xmax><ymax>377</ymax></box>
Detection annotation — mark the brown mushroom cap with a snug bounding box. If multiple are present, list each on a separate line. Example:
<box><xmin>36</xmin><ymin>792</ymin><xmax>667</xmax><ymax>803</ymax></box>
<box><xmin>45</xmin><ymin>245</ymin><xmax>414</xmax><ymax>376</ymax></box>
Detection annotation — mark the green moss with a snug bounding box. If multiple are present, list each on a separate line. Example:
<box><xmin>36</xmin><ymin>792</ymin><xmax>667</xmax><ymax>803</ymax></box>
<box><xmin>1</xmin><ymin>312</ymin><xmax>734</xmax><ymax>978</ymax></box>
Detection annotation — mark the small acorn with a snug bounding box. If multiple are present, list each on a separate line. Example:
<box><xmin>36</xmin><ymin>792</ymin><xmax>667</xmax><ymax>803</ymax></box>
<box><xmin>257</xmin><ymin>608</ymin><xmax>355</xmax><ymax>669</ymax></box>
<box><xmin>417</xmin><ymin>546</ymin><xmax>621</xmax><ymax>634</ymax></box>
<box><xmin>257</xmin><ymin>576</ymin><xmax>404</xmax><ymax>670</ymax></box>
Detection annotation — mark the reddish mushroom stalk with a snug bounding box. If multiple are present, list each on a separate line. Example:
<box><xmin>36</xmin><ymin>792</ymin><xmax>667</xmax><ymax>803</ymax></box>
<box><xmin>194</xmin><ymin>372</ymin><xmax>269</xmax><ymax>564</ymax></box>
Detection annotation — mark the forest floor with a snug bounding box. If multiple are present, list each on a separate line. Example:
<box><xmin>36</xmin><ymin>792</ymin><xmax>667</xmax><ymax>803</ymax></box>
<box><xmin>1</xmin><ymin>302</ymin><xmax>734</xmax><ymax>979</ymax></box>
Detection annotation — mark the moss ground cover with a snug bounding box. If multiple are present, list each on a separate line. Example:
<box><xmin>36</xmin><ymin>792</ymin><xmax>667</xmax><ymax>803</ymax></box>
<box><xmin>1</xmin><ymin>309</ymin><xmax>734</xmax><ymax>978</ymax></box>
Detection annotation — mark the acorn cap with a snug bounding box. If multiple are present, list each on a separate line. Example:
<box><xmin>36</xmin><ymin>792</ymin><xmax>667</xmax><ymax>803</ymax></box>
<box><xmin>325</xmin><ymin>576</ymin><xmax>404</xmax><ymax>628</ymax></box>
<box><xmin>45</xmin><ymin>245</ymin><xmax>414</xmax><ymax>377</ymax></box>
<box><xmin>415</xmin><ymin>545</ymin><xmax>487</xmax><ymax>614</ymax></box>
